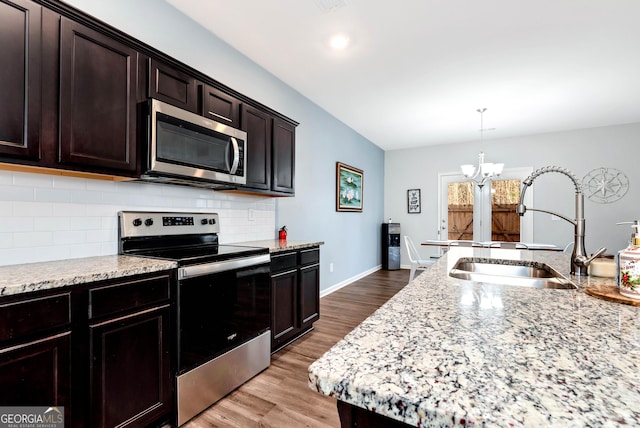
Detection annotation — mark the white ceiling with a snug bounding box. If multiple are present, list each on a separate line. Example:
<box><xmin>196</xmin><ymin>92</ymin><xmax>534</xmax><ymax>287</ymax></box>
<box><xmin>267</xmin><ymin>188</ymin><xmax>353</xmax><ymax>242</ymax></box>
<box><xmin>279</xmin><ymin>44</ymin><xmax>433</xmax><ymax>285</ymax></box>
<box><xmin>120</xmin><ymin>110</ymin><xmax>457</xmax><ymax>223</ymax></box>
<box><xmin>166</xmin><ymin>0</ymin><xmax>640</xmax><ymax>151</ymax></box>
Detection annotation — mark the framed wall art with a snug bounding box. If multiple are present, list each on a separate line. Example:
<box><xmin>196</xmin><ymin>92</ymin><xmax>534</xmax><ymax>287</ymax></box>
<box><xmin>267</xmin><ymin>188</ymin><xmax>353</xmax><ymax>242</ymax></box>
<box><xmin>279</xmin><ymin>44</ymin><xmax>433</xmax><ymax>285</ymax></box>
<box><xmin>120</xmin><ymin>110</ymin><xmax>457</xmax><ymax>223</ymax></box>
<box><xmin>336</xmin><ymin>162</ymin><xmax>363</xmax><ymax>212</ymax></box>
<box><xmin>407</xmin><ymin>189</ymin><xmax>421</xmax><ymax>213</ymax></box>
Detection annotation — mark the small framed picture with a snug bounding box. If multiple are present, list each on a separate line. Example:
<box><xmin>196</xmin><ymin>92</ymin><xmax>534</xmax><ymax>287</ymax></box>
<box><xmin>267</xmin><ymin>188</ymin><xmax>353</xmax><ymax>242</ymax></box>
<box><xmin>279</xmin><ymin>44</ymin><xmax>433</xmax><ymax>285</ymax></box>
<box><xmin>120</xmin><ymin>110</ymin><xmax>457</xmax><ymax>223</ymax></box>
<box><xmin>336</xmin><ymin>162</ymin><xmax>363</xmax><ymax>212</ymax></box>
<box><xmin>407</xmin><ymin>189</ymin><xmax>421</xmax><ymax>213</ymax></box>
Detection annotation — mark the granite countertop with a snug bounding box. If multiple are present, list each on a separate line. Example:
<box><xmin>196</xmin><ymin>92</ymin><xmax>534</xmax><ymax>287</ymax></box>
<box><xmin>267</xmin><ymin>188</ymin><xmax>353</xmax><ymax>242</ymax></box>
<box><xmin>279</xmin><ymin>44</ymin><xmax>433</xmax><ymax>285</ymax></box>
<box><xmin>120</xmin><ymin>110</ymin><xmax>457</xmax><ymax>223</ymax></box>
<box><xmin>0</xmin><ymin>239</ymin><xmax>324</xmax><ymax>297</ymax></box>
<box><xmin>0</xmin><ymin>255</ymin><xmax>177</xmax><ymax>297</ymax></box>
<box><xmin>234</xmin><ymin>239</ymin><xmax>324</xmax><ymax>253</ymax></box>
<box><xmin>308</xmin><ymin>247</ymin><xmax>639</xmax><ymax>427</ymax></box>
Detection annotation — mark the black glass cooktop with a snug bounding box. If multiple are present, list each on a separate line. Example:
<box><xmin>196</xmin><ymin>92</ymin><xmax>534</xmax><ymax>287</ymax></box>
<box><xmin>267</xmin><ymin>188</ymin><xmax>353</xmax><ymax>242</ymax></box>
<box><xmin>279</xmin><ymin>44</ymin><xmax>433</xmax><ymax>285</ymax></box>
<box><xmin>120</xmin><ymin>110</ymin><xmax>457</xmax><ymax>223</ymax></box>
<box><xmin>132</xmin><ymin>244</ymin><xmax>268</xmax><ymax>265</ymax></box>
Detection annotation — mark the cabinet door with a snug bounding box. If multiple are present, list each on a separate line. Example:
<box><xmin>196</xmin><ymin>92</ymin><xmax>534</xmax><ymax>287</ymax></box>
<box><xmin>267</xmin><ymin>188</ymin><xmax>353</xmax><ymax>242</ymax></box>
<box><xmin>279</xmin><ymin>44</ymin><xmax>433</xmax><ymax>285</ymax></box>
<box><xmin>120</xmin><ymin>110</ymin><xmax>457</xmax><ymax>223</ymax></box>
<box><xmin>202</xmin><ymin>85</ymin><xmax>240</xmax><ymax>127</ymax></box>
<box><xmin>0</xmin><ymin>0</ymin><xmax>42</xmax><ymax>160</ymax></box>
<box><xmin>149</xmin><ymin>58</ymin><xmax>198</xmax><ymax>113</ymax></box>
<box><xmin>59</xmin><ymin>17</ymin><xmax>138</xmax><ymax>173</ymax></box>
<box><xmin>0</xmin><ymin>332</ymin><xmax>70</xmax><ymax>409</ymax></box>
<box><xmin>89</xmin><ymin>305</ymin><xmax>171</xmax><ymax>428</ymax></box>
<box><xmin>299</xmin><ymin>263</ymin><xmax>320</xmax><ymax>327</ymax></box>
<box><xmin>271</xmin><ymin>269</ymin><xmax>297</xmax><ymax>349</ymax></box>
<box><xmin>271</xmin><ymin>118</ymin><xmax>296</xmax><ymax>194</ymax></box>
<box><xmin>242</xmin><ymin>104</ymin><xmax>272</xmax><ymax>191</ymax></box>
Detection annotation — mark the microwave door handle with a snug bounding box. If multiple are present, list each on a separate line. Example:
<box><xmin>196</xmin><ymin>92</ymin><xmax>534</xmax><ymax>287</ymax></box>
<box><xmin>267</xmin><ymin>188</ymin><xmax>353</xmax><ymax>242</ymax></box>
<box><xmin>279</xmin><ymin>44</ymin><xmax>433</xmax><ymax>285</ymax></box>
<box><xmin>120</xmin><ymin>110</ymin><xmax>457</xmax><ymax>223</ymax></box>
<box><xmin>229</xmin><ymin>137</ymin><xmax>240</xmax><ymax>174</ymax></box>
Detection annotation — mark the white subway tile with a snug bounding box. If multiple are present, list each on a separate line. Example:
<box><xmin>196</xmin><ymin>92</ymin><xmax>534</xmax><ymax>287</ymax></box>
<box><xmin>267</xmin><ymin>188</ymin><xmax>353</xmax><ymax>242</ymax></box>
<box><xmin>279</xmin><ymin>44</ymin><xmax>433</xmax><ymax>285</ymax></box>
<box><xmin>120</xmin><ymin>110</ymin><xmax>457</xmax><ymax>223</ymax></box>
<box><xmin>0</xmin><ymin>233</ymin><xmax>12</xmax><ymax>248</ymax></box>
<box><xmin>0</xmin><ymin>172</ymin><xmax>12</xmax><ymax>185</ymax></box>
<box><xmin>13</xmin><ymin>231</ymin><xmax>53</xmax><ymax>247</ymax></box>
<box><xmin>0</xmin><ymin>202</ymin><xmax>13</xmax><ymax>216</ymax></box>
<box><xmin>12</xmin><ymin>172</ymin><xmax>53</xmax><ymax>188</ymax></box>
<box><xmin>86</xmin><ymin>229</ymin><xmax>113</xmax><ymax>243</ymax></box>
<box><xmin>52</xmin><ymin>175</ymin><xmax>86</xmax><ymax>190</ymax></box>
<box><xmin>13</xmin><ymin>201</ymin><xmax>53</xmax><ymax>217</ymax></box>
<box><xmin>53</xmin><ymin>203</ymin><xmax>88</xmax><ymax>217</ymax></box>
<box><xmin>0</xmin><ymin>247</ymin><xmax>34</xmax><ymax>266</ymax></box>
<box><xmin>35</xmin><ymin>188</ymin><xmax>73</xmax><ymax>203</ymax></box>
<box><xmin>0</xmin><ymin>186</ymin><xmax>35</xmax><ymax>202</ymax></box>
<box><xmin>68</xmin><ymin>242</ymin><xmax>102</xmax><ymax>258</ymax></box>
<box><xmin>72</xmin><ymin>217</ymin><xmax>102</xmax><ymax>230</ymax></box>
<box><xmin>0</xmin><ymin>217</ymin><xmax>33</xmax><ymax>233</ymax></box>
<box><xmin>35</xmin><ymin>217</ymin><xmax>70</xmax><ymax>231</ymax></box>
<box><xmin>85</xmin><ymin>179</ymin><xmax>117</xmax><ymax>192</ymax></box>
<box><xmin>33</xmin><ymin>245</ymin><xmax>71</xmax><ymax>263</ymax></box>
<box><xmin>71</xmin><ymin>190</ymin><xmax>104</xmax><ymax>204</ymax></box>
<box><xmin>53</xmin><ymin>230</ymin><xmax>86</xmax><ymax>245</ymax></box>
<box><xmin>101</xmin><ymin>241</ymin><xmax>118</xmax><ymax>255</ymax></box>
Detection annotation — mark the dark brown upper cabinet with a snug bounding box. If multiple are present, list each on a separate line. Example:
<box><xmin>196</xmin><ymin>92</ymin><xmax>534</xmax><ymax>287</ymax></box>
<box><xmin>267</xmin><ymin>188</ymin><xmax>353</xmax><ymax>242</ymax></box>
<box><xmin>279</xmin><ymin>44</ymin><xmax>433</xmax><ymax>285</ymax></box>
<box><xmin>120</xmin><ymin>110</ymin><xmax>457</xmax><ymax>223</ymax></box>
<box><xmin>149</xmin><ymin>58</ymin><xmax>198</xmax><ymax>113</ymax></box>
<box><xmin>242</xmin><ymin>104</ymin><xmax>272</xmax><ymax>191</ymax></box>
<box><xmin>241</xmin><ymin>104</ymin><xmax>297</xmax><ymax>195</ymax></box>
<box><xmin>0</xmin><ymin>0</ymin><xmax>42</xmax><ymax>161</ymax></box>
<box><xmin>0</xmin><ymin>0</ymin><xmax>297</xmax><ymax>192</ymax></box>
<box><xmin>272</xmin><ymin>118</ymin><xmax>296</xmax><ymax>194</ymax></box>
<box><xmin>201</xmin><ymin>84</ymin><xmax>241</xmax><ymax>128</ymax></box>
<box><xmin>59</xmin><ymin>17</ymin><xmax>139</xmax><ymax>173</ymax></box>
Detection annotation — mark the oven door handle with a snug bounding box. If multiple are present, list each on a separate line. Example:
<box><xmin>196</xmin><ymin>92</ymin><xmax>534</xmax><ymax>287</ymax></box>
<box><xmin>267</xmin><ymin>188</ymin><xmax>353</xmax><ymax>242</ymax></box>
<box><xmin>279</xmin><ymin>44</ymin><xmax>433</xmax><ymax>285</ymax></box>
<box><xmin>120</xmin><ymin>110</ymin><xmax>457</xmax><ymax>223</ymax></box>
<box><xmin>178</xmin><ymin>254</ymin><xmax>270</xmax><ymax>279</ymax></box>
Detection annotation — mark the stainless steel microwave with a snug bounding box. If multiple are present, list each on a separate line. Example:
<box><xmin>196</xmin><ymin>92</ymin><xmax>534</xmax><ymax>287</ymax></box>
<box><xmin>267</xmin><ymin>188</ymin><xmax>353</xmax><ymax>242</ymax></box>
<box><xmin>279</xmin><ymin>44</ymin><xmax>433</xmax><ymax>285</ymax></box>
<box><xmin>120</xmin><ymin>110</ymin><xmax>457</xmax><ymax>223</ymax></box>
<box><xmin>141</xmin><ymin>98</ymin><xmax>247</xmax><ymax>188</ymax></box>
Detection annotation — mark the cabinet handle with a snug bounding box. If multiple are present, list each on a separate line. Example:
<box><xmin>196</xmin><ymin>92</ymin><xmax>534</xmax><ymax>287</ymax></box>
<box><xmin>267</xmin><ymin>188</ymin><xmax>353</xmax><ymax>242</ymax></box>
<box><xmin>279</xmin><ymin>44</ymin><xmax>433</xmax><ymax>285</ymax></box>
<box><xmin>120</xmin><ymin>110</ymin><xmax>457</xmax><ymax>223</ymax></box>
<box><xmin>0</xmin><ymin>331</ymin><xmax>70</xmax><ymax>355</ymax></box>
<box><xmin>89</xmin><ymin>304</ymin><xmax>169</xmax><ymax>328</ymax></box>
<box><xmin>272</xmin><ymin>269</ymin><xmax>297</xmax><ymax>277</ymax></box>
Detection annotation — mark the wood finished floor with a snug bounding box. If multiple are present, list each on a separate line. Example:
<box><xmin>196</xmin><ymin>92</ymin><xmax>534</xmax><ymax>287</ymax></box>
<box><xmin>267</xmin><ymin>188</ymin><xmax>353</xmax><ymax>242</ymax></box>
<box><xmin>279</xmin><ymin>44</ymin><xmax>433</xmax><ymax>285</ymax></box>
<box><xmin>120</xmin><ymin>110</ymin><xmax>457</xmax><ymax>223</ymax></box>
<box><xmin>182</xmin><ymin>268</ymin><xmax>410</xmax><ymax>428</ymax></box>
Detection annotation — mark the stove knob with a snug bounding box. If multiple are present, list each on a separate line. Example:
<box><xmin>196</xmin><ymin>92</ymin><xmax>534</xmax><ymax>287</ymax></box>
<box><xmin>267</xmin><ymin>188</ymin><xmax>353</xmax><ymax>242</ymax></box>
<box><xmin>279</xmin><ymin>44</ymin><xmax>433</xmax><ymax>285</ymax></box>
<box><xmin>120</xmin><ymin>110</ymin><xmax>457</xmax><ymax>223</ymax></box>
<box><xmin>145</xmin><ymin>218</ymin><xmax>154</xmax><ymax>227</ymax></box>
<box><xmin>132</xmin><ymin>218</ymin><xmax>142</xmax><ymax>227</ymax></box>
<box><xmin>201</xmin><ymin>219</ymin><xmax>208</xmax><ymax>225</ymax></box>
<box><xmin>209</xmin><ymin>219</ymin><xmax>216</xmax><ymax>225</ymax></box>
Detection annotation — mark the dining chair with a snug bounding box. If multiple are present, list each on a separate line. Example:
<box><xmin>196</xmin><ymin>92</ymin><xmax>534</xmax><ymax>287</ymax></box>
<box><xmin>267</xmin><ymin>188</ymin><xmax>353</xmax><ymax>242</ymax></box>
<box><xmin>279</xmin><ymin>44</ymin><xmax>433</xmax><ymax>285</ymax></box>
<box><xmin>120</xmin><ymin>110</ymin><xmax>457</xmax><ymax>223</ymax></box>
<box><xmin>404</xmin><ymin>236</ymin><xmax>435</xmax><ymax>283</ymax></box>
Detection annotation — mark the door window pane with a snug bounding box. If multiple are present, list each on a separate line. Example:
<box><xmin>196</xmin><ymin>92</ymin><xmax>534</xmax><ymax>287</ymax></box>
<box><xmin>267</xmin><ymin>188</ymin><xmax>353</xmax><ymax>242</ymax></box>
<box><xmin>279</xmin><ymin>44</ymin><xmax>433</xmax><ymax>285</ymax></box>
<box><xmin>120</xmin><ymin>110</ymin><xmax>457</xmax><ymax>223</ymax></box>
<box><xmin>447</xmin><ymin>182</ymin><xmax>474</xmax><ymax>241</ymax></box>
<box><xmin>490</xmin><ymin>179</ymin><xmax>521</xmax><ymax>242</ymax></box>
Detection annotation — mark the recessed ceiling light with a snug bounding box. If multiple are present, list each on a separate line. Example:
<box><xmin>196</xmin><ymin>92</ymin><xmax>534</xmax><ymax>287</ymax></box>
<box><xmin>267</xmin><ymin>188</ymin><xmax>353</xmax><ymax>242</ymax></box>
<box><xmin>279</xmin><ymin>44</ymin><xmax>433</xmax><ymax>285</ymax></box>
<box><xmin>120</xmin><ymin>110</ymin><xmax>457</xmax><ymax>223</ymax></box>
<box><xmin>329</xmin><ymin>34</ymin><xmax>350</xmax><ymax>50</ymax></box>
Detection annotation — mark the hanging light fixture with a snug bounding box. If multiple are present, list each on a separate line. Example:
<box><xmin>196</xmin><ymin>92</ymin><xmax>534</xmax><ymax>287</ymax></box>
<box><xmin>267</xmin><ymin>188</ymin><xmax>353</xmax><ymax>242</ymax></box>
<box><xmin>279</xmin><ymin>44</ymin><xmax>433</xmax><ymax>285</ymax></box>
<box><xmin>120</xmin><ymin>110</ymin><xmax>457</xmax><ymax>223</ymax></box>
<box><xmin>460</xmin><ymin>108</ymin><xmax>504</xmax><ymax>188</ymax></box>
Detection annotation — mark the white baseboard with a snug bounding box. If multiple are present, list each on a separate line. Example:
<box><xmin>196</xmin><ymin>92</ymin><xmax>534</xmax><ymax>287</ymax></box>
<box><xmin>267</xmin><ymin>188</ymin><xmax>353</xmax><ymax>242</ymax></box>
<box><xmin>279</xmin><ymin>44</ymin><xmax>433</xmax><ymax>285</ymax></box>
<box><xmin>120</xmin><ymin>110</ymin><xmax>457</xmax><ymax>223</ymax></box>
<box><xmin>320</xmin><ymin>265</ymin><xmax>382</xmax><ymax>298</ymax></box>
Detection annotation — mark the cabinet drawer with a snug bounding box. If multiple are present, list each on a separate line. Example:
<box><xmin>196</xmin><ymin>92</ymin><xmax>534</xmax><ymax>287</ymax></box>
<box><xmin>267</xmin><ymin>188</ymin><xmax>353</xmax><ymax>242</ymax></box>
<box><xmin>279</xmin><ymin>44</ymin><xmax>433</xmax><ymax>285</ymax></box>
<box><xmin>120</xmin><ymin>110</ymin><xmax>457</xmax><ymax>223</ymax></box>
<box><xmin>0</xmin><ymin>293</ymin><xmax>71</xmax><ymax>342</ymax></box>
<box><xmin>271</xmin><ymin>252</ymin><xmax>297</xmax><ymax>274</ymax></box>
<box><xmin>89</xmin><ymin>274</ymin><xmax>170</xmax><ymax>320</ymax></box>
<box><xmin>299</xmin><ymin>248</ymin><xmax>320</xmax><ymax>266</ymax></box>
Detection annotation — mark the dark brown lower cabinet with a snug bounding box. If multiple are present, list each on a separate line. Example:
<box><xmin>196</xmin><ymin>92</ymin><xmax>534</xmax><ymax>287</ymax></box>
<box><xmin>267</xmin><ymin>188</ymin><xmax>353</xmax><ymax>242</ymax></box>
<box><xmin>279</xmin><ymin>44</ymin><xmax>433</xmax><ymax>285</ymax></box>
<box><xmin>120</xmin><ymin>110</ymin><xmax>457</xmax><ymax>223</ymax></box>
<box><xmin>271</xmin><ymin>268</ymin><xmax>297</xmax><ymax>346</ymax></box>
<box><xmin>0</xmin><ymin>332</ymin><xmax>71</xmax><ymax>407</ymax></box>
<box><xmin>0</xmin><ymin>272</ymin><xmax>173</xmax><ymax>428</ymax></box>
<box><xmin>89</xmin><ymin>305</ymin><xmax>171</xmax><ymax>428</ymax></box>
<box><xmin>0</xmin><ymin>290</ymin><xmax>72</xmax><ymax>422</ymax></box>
<box><xmin>271</xmin><ymin>246</ymin><xmax>320</xmax><ymax>352</ymax></box>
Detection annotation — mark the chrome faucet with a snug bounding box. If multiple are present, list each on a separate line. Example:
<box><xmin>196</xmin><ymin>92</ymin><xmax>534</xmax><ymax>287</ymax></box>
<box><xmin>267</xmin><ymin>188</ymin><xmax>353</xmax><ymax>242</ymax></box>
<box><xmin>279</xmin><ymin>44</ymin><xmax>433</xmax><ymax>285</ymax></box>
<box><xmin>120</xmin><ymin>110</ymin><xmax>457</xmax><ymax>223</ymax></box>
<box><xmin>516</xmin><ymin>166</ymin><xmax>606</xmax><ymax>276</ymax></box>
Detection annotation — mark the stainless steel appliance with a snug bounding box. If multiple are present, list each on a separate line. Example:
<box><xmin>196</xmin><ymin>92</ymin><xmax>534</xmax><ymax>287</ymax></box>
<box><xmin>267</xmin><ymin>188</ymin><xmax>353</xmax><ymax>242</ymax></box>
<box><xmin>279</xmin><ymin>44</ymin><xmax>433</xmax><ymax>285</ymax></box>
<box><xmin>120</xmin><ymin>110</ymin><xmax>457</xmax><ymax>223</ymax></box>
<box><xmin>118</xmin><ymin>211</ymin><xmax>270</xmax><ymax>426</ymax></box>
<box><xmin>140</xmin><ymin>99</ymin><xmax>247</xmax><ymax>188</ymax></box>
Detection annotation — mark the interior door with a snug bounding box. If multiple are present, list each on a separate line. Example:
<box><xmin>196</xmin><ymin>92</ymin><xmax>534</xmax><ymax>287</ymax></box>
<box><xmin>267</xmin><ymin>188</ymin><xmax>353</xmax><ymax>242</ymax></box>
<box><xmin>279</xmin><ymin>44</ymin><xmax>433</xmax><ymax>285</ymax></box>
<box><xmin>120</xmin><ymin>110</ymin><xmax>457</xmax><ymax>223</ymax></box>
<box><xmin>439</xmin><ymin>168</ymin><xmax>533</xmax><ymax>244</ymax></box>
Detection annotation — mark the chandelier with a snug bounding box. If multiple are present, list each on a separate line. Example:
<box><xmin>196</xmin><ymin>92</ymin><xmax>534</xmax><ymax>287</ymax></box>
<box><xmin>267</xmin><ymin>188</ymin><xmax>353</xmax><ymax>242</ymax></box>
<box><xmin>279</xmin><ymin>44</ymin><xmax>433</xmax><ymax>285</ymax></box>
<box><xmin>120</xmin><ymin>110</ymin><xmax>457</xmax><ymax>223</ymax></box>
<box><xmin>460</xmin><ymin>108</ymin><xmax>504</xmax><ymax>188</ymax></box>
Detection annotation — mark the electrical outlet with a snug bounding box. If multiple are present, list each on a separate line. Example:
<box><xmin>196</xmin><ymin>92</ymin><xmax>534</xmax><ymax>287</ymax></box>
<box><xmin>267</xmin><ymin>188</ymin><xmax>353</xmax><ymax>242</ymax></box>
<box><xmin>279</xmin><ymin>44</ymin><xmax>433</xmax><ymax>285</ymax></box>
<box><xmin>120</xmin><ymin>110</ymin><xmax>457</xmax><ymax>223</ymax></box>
<box><xmin>248</xmin><ymin>209</ymin><xmax>255</xmax><ymax>221</ymax></box>
<box><xmin>329</xmin><ymin>262</ymin><xmax>334</xmax><ymax>273</ymax></box>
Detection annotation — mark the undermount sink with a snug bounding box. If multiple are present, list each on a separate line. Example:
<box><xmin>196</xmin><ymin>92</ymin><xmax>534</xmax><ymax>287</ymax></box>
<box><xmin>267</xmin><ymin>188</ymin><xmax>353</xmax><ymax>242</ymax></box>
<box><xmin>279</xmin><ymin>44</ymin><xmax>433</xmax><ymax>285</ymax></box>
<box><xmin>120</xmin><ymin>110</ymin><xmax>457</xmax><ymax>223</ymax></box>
<box><xmin>449</xmin><ymin>258</ymin><xmax>577</xmax><ymax>289</ymax></box>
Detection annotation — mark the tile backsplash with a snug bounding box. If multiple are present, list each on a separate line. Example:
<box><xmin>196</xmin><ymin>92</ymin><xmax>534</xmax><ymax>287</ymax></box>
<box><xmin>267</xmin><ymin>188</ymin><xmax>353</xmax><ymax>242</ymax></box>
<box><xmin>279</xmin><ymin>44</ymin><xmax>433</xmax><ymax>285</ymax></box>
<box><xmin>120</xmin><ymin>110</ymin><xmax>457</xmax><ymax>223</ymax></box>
<box><xmin>0</xmin><ymin>170</ymin><xmax>276</xmax><ymax>267</ymax></box>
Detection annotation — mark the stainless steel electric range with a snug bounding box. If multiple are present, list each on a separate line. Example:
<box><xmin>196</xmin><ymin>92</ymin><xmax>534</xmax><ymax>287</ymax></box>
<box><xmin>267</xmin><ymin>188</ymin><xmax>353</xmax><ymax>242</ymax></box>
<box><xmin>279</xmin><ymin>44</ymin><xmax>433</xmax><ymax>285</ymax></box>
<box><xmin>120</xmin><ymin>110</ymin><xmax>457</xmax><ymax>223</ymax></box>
<box><xmin>118</xmin><ymin>211</ymin><xmax>271</xmax><ymax>426</ymax></box>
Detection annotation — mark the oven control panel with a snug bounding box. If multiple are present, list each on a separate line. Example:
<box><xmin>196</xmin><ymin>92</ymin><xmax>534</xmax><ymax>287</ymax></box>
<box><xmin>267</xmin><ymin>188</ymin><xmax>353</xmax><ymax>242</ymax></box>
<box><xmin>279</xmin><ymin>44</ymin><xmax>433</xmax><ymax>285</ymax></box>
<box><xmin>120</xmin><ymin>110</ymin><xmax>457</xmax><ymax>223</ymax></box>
<box><xmin>119</xmin><ymin>211</ymin><xmax>220</xmax><ymax>238</ymax></box>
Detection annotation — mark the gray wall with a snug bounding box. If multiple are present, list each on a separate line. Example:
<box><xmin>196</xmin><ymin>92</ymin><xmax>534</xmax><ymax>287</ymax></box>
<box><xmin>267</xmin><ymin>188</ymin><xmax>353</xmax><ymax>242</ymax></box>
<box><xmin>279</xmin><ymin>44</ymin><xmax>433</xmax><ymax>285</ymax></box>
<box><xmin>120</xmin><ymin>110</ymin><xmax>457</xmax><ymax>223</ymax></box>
<box><xmin>386</xmin><ymin>122</ymin><xmax>640</xmax><ymax>265</ymax></box>
<box><xmin>31</xmin><ymin>0</ymin><xmax>386</xmax><ymax>291</ymax></box>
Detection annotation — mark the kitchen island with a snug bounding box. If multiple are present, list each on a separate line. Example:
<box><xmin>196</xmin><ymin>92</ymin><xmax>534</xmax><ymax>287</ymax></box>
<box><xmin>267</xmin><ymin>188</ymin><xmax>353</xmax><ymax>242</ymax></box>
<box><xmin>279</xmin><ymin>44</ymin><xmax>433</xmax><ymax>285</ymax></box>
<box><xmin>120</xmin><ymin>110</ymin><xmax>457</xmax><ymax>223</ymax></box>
<box><xmin>308</xmin><ymin>247</ymin><xmax>640</xmax><ymax>427</ymax></box>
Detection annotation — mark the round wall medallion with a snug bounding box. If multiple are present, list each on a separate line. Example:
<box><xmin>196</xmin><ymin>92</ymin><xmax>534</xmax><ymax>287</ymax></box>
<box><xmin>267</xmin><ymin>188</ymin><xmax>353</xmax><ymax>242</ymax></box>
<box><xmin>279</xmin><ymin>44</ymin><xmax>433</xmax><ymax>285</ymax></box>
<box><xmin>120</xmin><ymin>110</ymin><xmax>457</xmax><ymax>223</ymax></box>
<box><xmin>582</xmin><ymin>167</ymin><xmax>629</xmax><ymax>204</ymax></box>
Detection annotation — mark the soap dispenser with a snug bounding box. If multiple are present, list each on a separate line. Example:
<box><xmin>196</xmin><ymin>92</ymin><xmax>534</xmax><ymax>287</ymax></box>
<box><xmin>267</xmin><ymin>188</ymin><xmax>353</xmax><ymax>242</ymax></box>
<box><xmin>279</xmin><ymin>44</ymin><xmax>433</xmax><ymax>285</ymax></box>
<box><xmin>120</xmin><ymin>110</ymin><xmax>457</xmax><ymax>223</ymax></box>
<box><xmin>617</xmin><ymin>221</ymin><xmax>640</xmax><ymax>299</ymax></box>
